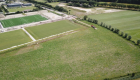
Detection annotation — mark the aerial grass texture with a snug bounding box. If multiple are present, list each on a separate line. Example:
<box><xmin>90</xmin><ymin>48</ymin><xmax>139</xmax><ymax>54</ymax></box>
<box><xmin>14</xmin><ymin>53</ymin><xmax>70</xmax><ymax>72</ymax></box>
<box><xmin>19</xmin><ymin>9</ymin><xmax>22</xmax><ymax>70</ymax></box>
<box><xmin>0</xmin><ymin>21</ymin><xmax>140</xmax><ymax>80</ymax></box>
<box><xmin>0</xmin><ymin>30</ymin><xmax>32</xmax><ymax>50</ymax></box>
<box><xmin>8</xmin><ymin>6</ymin><xmax>36</xmax><ymax>12</ymax></box>
<box><xmin>0</xmin><ymin>15</ymin><xmax>47</xmax><ymax>28</ymax></box>
<box><xmin>88</xmin><ymin>10</ymin><xmax>140</xmax><ymax>42</ymax></box>
<box><xmin>25</xmin><ymin>20</ymin><xmax>83</xmax><ymax>39</ymax></box>
<box><xmin>47</xmin><ymin>2</ymin><xmax>60</xmax><ymax>7</ymax></box>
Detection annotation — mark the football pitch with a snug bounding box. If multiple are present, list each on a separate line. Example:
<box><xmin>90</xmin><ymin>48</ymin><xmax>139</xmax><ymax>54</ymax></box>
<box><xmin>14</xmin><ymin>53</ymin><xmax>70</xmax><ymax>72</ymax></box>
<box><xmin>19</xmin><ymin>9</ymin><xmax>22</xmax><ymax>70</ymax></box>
<box><xmin>0</xmin><ymin>30</ymin><xmax>32</xmax><ymax>50</ymax></box>
<box><xmin>25</xmin><ymin>20</ymin><xmax>84</xmax><ymax>39</ymax></box>
<box><xmin>0</xmin><ymin>15</ymin><xmax>47</xmax><ymax>28</ymax></box>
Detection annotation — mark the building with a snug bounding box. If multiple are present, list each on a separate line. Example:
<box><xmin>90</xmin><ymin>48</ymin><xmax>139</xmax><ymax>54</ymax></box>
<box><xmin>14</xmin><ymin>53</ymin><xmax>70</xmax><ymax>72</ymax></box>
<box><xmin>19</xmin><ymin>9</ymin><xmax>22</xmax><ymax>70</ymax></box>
<box><xmin>23</xmin><ymin>3</ymin><xmax>32</xmax><ymax>6</ymax></box>
<box><xmin>7</xmin><ymin>2</ymin><xmax>23</xmax><ymax>7</ymax></box>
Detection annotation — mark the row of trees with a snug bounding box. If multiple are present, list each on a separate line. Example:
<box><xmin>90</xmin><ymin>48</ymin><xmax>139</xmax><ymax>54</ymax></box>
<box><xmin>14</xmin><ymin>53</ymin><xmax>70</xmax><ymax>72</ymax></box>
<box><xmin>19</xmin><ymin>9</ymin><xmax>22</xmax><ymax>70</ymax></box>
<box><xmin>67</xmin><ymin>2</ymin><xmax>95</xmax><ymax>8</ymax></box>
<box><xmin>101</xmin><ymin>0</ymin><xmax>140</xmax><ymax>4</ymax></box>
<box><xmin>97</xmin><ymin>2</ymin><xmax>140</xmax><ymax>10</ymax></box>
<box><xmin>83</xmin><ymin>15</ymin><xmax>140</xmax><ymax>45</ymax></box>
<box><xmin>1</xmin><ymin>5</ymin><xmax>9</xmax><ymax>13</ymax></box>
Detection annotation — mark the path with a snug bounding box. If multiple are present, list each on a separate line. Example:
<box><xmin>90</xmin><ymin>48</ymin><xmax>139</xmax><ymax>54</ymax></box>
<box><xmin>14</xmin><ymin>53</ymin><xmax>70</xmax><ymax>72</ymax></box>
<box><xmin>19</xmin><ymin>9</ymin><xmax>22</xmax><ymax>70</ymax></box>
<box><xmin>22</xmin><ymin>28</ymin><xmax>36</xmax><ymax>41</ymax></box>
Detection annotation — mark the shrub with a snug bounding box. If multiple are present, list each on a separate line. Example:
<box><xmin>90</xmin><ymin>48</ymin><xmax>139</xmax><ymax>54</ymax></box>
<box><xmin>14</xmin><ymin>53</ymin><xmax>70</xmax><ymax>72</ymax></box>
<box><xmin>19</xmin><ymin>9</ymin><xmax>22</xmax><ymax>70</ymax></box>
<box><xmin>128</xmin><ymin>35</ymin><xmax>132</xmax><ymax>40</ymax></box>
<box><xmin>95</xmin><ymin>20</ymin><xmax>98</xmax><ymax>24</ymax></box>
<box><xmin>105</xmin><ymin>25</ymin><xmax>108</xmax><ymax>28</ymax></box>
<box><xmin>121</xmin><ymin>32</ymin><xmax>124</xmax><ymax>36</ymax></box>
<box><xmin>137</xmin><ymin>40</ymin><xmax>140</xmax><ymax>45</ymax></box>
<box><xmin>124</xmin><ymin>33</ymin><xmax>128</xmax><ymax>38</ymax></box>
<box><xmin>100</xmin><ymin>22</ymin><xmax>103</xmax><ymax>26</ymax></box>
<box><xmin>109</xmin><ymin>25</ymin><xmax>111</xmax><ymax>30</ymax></box>
<box><xmin>111</xmin><ymin>28</ymin><xmax>114</xmax><ymax>31</ymax></box>
<box><xmin>83</xmin><ymin>15</ymin><xmax>88</xmax><ymax>20</ymax></box>
<box><xmin>92</xmin><ymin>19</ymin><xmax>95</xmax><ymax>23</ymax></box>
<box><xmin>103</xmin><ymin>23</ymin><xmax>106</xmax><ymax>27</ymax></box>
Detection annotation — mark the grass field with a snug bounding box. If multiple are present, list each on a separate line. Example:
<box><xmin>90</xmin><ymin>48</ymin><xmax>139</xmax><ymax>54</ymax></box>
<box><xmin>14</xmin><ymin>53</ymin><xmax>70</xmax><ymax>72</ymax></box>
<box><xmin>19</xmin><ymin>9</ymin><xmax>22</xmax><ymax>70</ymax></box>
<box><xmin>25</xmin><ymin>20</ymin><xmax>83</xmax><ymax>39</ymax></box>
<box><xmin>8</xmin><ymin>6</ymin><xmax>36</xmax><ymax>12</ymax></box>
<box><xmin>35</xmin><ymin>0</ymin><xmax>46</xmax><ymax>2</ymax></box>
<box><xmin>0</xmin><ymin>30</ymin><xmax>32</xmax><ymax>50</ymax></box>
<box><xmin>0</xmin><ymin>21</ymin><xmax>140</xmax><ymax>80</ymax></box>
<box><xmin>0</xmin><ymin>15</ymin><xmax>47</xmax><ymax>28</ymax></box>
<box><xmin>88</xmin><ymin>10</ymin><xmax>140</xmax><ymax>41</ymax></box>
<box><xmin>47</xmin><ymin>2</ymin><xmax>60</xmax><ymax>7</ymax></box>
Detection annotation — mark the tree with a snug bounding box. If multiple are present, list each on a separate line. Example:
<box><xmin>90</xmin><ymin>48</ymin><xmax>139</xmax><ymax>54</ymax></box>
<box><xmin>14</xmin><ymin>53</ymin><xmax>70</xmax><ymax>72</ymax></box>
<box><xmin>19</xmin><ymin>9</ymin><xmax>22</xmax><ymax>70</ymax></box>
<box><xmin>83</xmin><ymin>15</ymin><xmax>88</xmax><ymax>20</ymax></box>
<box><xmin>128</xmin><ymin>35</ymin><xmax>132</xmax><ymax>40</ymax></box>
<box><xmin>137</xmin><ymin>40</ymin><xmax>140</xmax><ymax>45</ymax></box>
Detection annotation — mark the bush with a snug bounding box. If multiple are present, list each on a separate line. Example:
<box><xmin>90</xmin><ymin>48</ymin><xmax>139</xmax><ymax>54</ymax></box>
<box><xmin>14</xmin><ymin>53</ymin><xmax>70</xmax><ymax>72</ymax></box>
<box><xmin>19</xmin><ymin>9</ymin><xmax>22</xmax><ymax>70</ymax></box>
<box><xmin>124</xmin><ymin>33</ymin><xmax>128</xmax><ymax>38</ymax></box>
<box><xmin>121</xmin><ymin>32</ymin><xmax>124</xmax><ymax>36</ymax></box>
<box><xmin>95</xmin><ymin>20</ymin><xmax>98</xmax><ymax>24</ymax></box>
<box><xmin>83</xmin><ymin>15</ymin><xmax>88</xmax><ymax>20</ymax></box>
<box><xmin>103</xmin><ymin>23</ymin><xmax>106</xmax><ymax>27</ymax></box>
<box><xmin>137</xmin><ymin>40</ymin><xmax>140</xmax><ymax>45</ymax></box>
<box><xmin>92</xmin><ymin>19</ymin><xmax>95</xmax><ymax>23</ymax></box>
<box><xmin>111</xmin><ymin>28</ymin><xmax>114</xmax><ymax>31</ymax></box>
<box><xmin>128</xmin><ymin>35</ymin><xmax>132</xmax><ymax>40</ymax></box>
<box><xmin>109</xmin><ymin>25</ymin><xmax>111</xmax><ymax>30</ymax></box>
<box><xmin>105</xmin><ymin>25</ymin><xmax>108</xmax><ymax>28</ymax></box>
<box><xmin>100</xmin><ymin>22</ymin><xmax>103</xmax><ymax>26</ymax></box>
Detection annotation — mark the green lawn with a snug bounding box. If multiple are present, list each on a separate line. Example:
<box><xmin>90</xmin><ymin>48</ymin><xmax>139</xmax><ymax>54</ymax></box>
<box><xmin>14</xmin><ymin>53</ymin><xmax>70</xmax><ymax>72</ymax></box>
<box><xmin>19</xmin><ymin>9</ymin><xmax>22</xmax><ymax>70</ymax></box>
<box><xmin>35</xmin><ymin>0</ymin><xmax>46</xmax><ymax>2</ymax></box>
<box><xmin>0</xmin><ymin>15</ymin><xmax>47</xmax><ymax>28</ymax></box>
<box><xmin>88</xmin><ymin>10</ymin><xmax>140</xmax><ymax>41</ymax></box>
<box><xmin>47</xmin><ymin>2</ymin><xmax>60</xmax><ymax>7</ymax></box>
<box><xmin>8</xmin><ymin>6</ymin><xmax>36</xmax><ymax>12</ymax></box>
<box><xmin>25</xmin><ymin>20</ymin><xmax>83</xmax><ymax>39</ymax></box>
<box><xmin>64</xmin><ymin>7</ymin><xmax>86</xmax><ymax>18</ymax></box>
<box><xmin>0</xmin><ymin>30</ymin><xmax>32</xmax><ymax>50</ymax></box>
<box><xmin>0</xmin><ymin>21</ymin><xmax>140</xmax><ymax>80</ymax></box>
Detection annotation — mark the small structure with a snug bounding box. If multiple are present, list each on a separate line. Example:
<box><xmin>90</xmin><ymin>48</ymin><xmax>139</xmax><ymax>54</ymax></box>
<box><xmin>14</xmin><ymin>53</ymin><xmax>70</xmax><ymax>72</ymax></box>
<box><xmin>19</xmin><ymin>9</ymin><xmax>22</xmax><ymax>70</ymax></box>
<box><xmin>7</xmin><ymin>2</ymin><xmax>23</xmax><ymax>7</ymax></box>
<box><xmin>23</xmin><ymin>3</ymin><xmax>32</xmax><ymax>6</ymax></box>
<box><xmin>0</xmin><ymin>0</ymin><xmax>5</xmax><ymax>2</ymax></box>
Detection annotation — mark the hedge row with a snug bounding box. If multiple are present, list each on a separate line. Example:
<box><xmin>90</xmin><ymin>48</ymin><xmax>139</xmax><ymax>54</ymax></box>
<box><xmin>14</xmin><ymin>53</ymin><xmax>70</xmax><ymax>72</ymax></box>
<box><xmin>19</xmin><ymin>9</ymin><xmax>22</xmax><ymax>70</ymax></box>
<box><xmin>83</xmin><ymin>15</ymin><xmax>140</xmax><ymax>45</ymax></box>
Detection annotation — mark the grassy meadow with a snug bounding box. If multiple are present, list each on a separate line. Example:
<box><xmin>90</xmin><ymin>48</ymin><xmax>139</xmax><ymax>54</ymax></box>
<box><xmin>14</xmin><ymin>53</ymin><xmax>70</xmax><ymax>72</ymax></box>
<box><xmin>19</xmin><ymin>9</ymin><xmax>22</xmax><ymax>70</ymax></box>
<box><xmin>88</xmin><ymin>10</ymin><xmax>140</xmax><ymax>41</ymax></box>
<box><xmin>0</xmin><ymin>30</ymin><xmax>32</xmax><ymax>50</ymax></box>
<box><xmin>47</xmin><ymin>2</ymin><xmax>60</xmax><ymax>7</ymax></box>
<box><xmin>25</xmin><ymin>20</ymin><xmax>83</xmax><ymax>39</ymax></box>
<box><xmin>0</xmin><ymin>21</ymin><xmax>140</xmax><ymax>80</ymax></box>
<box><xmin>8</xmin><ymin>6</ymin><xmax>36</xmax><ymax>12</ymax></box>
<box><xmin>1</xmin><ymin>15</ymin><xmax>47</xmax><ymax>28</ymax></box>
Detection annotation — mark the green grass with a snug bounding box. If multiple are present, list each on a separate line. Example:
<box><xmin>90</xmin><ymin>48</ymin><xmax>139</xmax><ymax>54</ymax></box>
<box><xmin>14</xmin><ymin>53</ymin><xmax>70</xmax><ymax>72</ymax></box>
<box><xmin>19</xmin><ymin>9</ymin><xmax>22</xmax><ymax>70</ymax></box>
<box><xmin>8</xmin><ymin>6</ymin><xmax>36</xmax><ymax>12</ymax></box>
<box><xmin>47</xmin><ymin>2</ymin><xmax>60</xmax><ymax>7</ymax></box>
<box><xmin>35</xmin><ymin>0</ymin><xmax>46</xmax><ymax>2</ymax></box>
<box><xmin>0</xmin><ymin>30</ymin><xmax>32</xmax><ymax>50</ymax></box>
<box><xmin>0</xmin><ymin>15</ymin><xmax>47</xmax><ymax>28</ymax></box>
<box><xmin>88</xmin><ymin>10</ymin><xmax>140</xmax><ymax>41</ymax></box>
<box><xmin>25</xmin><ymin>20</ymin><xmax>83</xmax><ymax>39</ymax></box>
<box><xmin>0</xmin><ymin>21</ymin><xmax>140</xmax><ymax>80</ymax></box>
<box><xmin>64</xmin><ymin>7</ymin><xmax>86</xmax><ymax>18</ymax></box>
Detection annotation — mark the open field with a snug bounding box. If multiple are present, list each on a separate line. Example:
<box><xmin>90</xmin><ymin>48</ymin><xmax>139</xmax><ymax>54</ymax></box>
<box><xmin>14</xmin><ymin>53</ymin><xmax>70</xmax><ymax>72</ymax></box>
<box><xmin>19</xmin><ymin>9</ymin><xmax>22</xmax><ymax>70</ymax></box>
<box><xmin>35</xmin><ymin>0</ymin><xmax>46</xmax><ymax>2</ymax></box>
<box><xmin>88</xmin><ymin>10</ymin><xmax>140</xmax><ymax>41</ymax></box>
<box><xmin>0</xmin><ymin>21</ymin><xmax>140</xmax><ymax>80</ymax></box>
<box><xmin>25</xmin><ymin>20</ymin><xmax>83</xmax><ymax>39</ymax></box>
<box><xmin>0</xmin><ymin>15</ymin><xmax>47</xmax><ymax>28</ymax></box>
<box><xmin>0</xmin><ymin>30</ymin><xmax>31</xmax><ymax>50</ymax></box>
<box><xmin>8</xmin><ymin>6</ymin><xmax>36</xmax><ymax>12</ymax></box>
<box><xmin>47</xmin><ymin>2</ymin><xmax>60</xmax><ymax>7</ymax></box>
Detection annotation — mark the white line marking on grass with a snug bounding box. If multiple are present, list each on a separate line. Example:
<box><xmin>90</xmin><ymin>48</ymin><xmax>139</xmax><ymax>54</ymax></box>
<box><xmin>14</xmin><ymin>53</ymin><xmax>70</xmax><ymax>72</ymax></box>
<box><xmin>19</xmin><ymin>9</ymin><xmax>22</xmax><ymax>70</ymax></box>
<box><xmin>0</xmin><ymin>22</ymin><xmax>4</xmax><ymax>29</ymax></box>
<box><xmin>22</xmin><ymin>28</ymin><xmax>36</xmax><ymax>41</ymax></box>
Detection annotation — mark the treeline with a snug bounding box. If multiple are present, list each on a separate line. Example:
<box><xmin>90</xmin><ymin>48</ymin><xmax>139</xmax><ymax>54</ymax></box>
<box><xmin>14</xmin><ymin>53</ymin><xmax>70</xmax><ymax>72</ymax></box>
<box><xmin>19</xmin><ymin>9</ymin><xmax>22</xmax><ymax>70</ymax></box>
<box><xmin>67</xmin><ymin>1</ymin><xmax>96</xmax><ymax>8</ymax></box>
<box><xmin>83</xmin><ymin>15</ymin><xmax>140</xmax><ymax>45</ymax></box>
<box><xmin>97</xmin><ymin>2</ymin><xmax>140</xmax><ymax>10</ymax></box>
<box><xmin>101</xmin><ymin>0</ymin><xmax>140</xmax><ymax>4</ymax></box>
<box><xmin>61</xmin><ymin>0</ymin><xmax>140</xmax><ymax>4</ymax></box>
<box><xmin>24</xmin><ymin>0</ymin><xmax>68</xmax><ymax>12</ymax></box>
